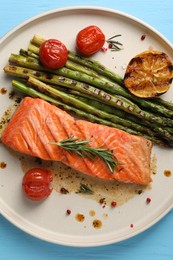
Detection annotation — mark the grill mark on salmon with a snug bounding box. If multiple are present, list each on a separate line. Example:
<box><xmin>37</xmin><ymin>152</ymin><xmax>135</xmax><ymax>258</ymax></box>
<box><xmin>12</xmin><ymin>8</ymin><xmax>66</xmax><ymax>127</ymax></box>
<box><xmin>1</xmin><ymin>97</ymin><xmax>152</xmax><ymax>185</ymax></box>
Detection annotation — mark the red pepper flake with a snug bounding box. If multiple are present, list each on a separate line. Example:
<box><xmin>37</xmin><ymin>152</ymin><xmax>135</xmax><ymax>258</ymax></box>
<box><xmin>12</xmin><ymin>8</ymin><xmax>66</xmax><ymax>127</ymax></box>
<box><xmin>108</xmin><ymin>43</ymin><xmax>113</xmax><ymax>49</ymax></box>
<box><xmin>141</xmin><ymin>34</ymin><xmax>146</xmax><ymax>41</ymax></box>
<box><xmin>130</xmin><ymin>224</ymin><xmax>134</xmax><ymax>228</ymax></box>
<box><xmin>66</xmin><ymin>209</ymin><xmax>71</xmax><ymax>215</ymax></box>
<box><xmin>146</xmin><ymin>197</ymin><xmax>151</xmax><ymax>204</ymax></box>
<box><xmin>111</xmin><ymin>201</ymin><xmax>117</xmax><ymax>207</ymax></box>
<box><xmin>60</xmin><ymin>187</ymin><xmax>69</xmax><ymax>194</ymax></box>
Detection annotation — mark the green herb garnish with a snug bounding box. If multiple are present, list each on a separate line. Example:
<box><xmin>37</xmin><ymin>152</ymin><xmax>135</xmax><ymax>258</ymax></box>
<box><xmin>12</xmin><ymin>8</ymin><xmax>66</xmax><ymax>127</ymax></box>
<box><xmin>76</xmin><ymin>183</ymin><xmax>94</xmax><ymax>195</ymax></box>
<box><xmin>50</xmin><ymin>136</ymin><xmax>121</xmax><ymax>173</ymax></box>
<box><xmin>107</xmin><ymin>34</ymin><xmax>123</xmax><ymax>51</ymax></box>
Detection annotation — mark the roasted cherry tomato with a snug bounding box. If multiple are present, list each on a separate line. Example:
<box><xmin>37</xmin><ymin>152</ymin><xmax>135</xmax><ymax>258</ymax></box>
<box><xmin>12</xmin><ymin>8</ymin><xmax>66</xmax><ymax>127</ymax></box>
<box><xmin>76</xmin><ymin>25</ymin><xmax>105</xmax><ymax>56</ymax></box>
<box><xmin>22</xmin><ymin>168</ymin><xmax>53</xmax><ymax>201</ymax></box>
<box><xmin>39</xmin><ymin>39</ymin><xmax>68</xmax><ymax>69</ymax></box>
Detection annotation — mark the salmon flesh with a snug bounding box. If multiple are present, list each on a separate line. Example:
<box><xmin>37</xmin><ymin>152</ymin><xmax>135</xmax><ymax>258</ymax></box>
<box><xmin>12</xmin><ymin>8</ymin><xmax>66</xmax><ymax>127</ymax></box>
<box><xmin>1</xmin><ymin>97</ymin><xmax>152</xmax><ymax>185</ymax></box>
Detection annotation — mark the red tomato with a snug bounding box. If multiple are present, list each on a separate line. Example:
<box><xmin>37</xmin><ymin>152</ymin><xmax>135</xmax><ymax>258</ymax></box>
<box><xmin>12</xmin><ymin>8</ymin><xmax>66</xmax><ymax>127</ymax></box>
<box><xmin>39</xmin><ymin>39</ymin><xmax>68</xmax><ymax>69</ymax></box>
<box><xmin>22</xmin><ymin>168</ymin><xmax>53</xmax><ymax>201</ymax></box>
<box><xmin>76</xmin><ymin>25</ymin><xmax>105</xmax><ymax>56</ymax></box>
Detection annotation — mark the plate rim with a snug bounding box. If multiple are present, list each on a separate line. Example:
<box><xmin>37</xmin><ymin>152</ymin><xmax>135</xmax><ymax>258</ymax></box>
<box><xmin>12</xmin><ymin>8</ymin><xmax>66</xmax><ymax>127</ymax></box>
<box><xmin>0</xmin><ymin>5</ymin><xmax>172</xmax><ymax>48</ymax></box>
<box><xmin>0</xmin><ymin>195</ymin><xmax>173</xmax><ymax>247</ymax></box>
<box><xmin>0</xmin><ymin>5</ymin><xmax>173</xmax><ymax>247</ymax></box>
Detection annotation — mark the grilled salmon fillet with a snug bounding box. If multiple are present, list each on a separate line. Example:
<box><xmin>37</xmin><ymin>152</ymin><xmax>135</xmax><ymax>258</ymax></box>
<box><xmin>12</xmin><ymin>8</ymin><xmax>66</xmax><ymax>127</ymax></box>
<box><xmin>1</xmin><ymin>97</ymin><xmax>152</xmax><ymax>185</ymax></box>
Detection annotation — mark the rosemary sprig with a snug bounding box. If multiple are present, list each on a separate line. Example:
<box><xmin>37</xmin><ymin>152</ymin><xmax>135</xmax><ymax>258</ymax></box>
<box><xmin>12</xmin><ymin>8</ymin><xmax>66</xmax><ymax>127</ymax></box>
<box><xmin>76</xmin><ymin>183</ymin><xmax>94</xmax><ymax>195</ymax></box>
<box><xmin>50</xmin><ymin>136</ymin><xmax>121</xmax><ymax>173</ymax></box>
<box><xmin>107</xmin><ymin>34</ymin><xmax>123</xmax><ymax>51</ymax></box>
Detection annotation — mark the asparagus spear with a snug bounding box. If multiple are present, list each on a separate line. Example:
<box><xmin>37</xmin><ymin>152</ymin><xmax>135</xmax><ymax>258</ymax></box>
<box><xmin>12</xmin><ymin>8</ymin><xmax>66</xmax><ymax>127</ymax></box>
<box><xmin>10</xmin><ymin>53</ymin><xmax>173</xmax><ymax>118</ymax></box>
<box><xmin>30</xmin><ymin>79</ymin><xmax>173</xmax><ymax>136</ymax></box>
<box><xmin>28</xmin><ymin>42</ymin><xmax>39</xmax><ymax>55</ymax></box>
<box><xmin>74</xmin><ymin>94</ymin><xmax>171</xmax><ymax>128</ymax></box>
<box><xmin>9</xmin><ymin>53</ymin><xmax>129</xmax><ymax>94</ymax></box>
<box><xmin>26</xmin><ymin>77</ymin><xmax>173</xmax><ymax>144</ymax></box>
<box><xmin>10</xmin><ymin>53</ymin><xmax>108</xmax><ymax>83</ymax></box>
<box><xmin>150</xmin><ymin>97</ymin><xmax>173</xmax><ymax>111</ymax></box>
<box><xmin>68</xmin><ymin>50</ymin><xmax>124</xmax><ymax>85</ymax></box>
<box><xmin>20</xmin><ymin>49</ymin><xmax>39</xmax><ymax>59</ymax></box>
<box><xmin>4</xmin><ymin>64</ymin><xmax>173</xmax><ymax>129</ymax></box>
<box><xmin>67</xmin><ymin>52</ymin><xmax>173</xmax><ymax>113</ymax></box>
<box><xmin>24</xmin><ymin>78</ymin><xmax>165</xmax><ymax>135</ymax></box>
<box><xmin>12</xmin><ymin>79</ymin><xmax>166</xmax><ymax>146</ymax></box>
<box><xmin>28</xmin><ymin>42</ymin><xmax>104</xmax><ymax>79</ymax></box>
<box><xmin>27</xmin><ymin>76</ymin><xmax>158</xmax><ymax>135</ymax></box>
<box><xmin>4</xmin><ymin>34</ymin><xmax>173</xmax><ymax>146</ymax></box>
<box><xmin>64</xmin><ymin>60</ymin><xmax>104</xmax><ymax>79</ymax></box>
<box><xmin>11</xmin><ymin>80</ymin><xmax>148</xmax><ymax>136</ymax></box>
<box><xmin>27</xmin><ymin>44</ymin><xmax>111</xmax><ymax>80</ymax></box>
<box><xmin>30</xmin><ymin>34</ymin><xmax>173</xmax><ymax>112</ymax></box>
<box><xmin>31</xmin><ymin>34</ymin><xmax>124</xmax><ymax>85</ymax></box>
<box><xmin>31</xmin><ymin>34</ymin><xmax>45</xmax><ymax>46</ymax></box>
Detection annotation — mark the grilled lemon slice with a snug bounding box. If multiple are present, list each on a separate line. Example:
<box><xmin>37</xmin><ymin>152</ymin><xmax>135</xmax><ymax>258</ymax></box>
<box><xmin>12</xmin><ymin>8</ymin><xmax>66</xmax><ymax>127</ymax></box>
<box><xmin>124</xmin><ymin>50</ymin><xmax>173</xmax><ymax>98</ymax></box>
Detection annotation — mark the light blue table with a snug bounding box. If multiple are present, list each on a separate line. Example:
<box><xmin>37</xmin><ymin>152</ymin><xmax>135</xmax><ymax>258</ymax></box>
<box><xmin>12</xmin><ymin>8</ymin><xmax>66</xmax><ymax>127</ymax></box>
<box><xmin>0</xmin><ymin>1</ymin><xmax>173</xmax><ymax>259</ymax></box>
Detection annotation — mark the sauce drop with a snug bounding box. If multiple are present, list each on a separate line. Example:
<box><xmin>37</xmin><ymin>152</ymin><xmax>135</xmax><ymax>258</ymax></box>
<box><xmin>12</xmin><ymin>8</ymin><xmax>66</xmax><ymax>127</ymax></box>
<box><xmin>75</xmin><ymin>213</ymin><xmax>85</xmax><ymax>222</ymax></box>
<box><xmin>89</xmin><ymin>210</ymin><xmax>95</xmax><ymax>217</ymax></box>
<box><xmin>164</xmin><ymin>170</ymin><xmax>172</xmax><ymax>177</ymax></box>
<box><xmin>0</xmin><ymin>162</ymin><xmax>7</xmax><ymax>169</ymax></box>
<box><xmin>0</xmin><ymin>88</ymin><xmax>7</xmax><ymax>94</ymax></box>
<box><xmin>92</xmin><ymin>219</ymin><xmax>102</xmax><ymax>229</ymax></box>
<box><xmin>102</xmin><ymin>213</ymin><xmax>108</xmax><ymax>219</ymax></box>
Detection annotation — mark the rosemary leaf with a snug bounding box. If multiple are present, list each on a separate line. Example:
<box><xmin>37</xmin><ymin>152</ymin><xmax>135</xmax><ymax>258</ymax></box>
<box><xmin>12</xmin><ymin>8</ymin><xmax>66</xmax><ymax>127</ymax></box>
<box><xmin>50</xmin><ymin>136</ymin><xmax>122</xmax><ymax>173</ymax></box>
<box><xmin>107</xmin><ymin>34</ymin><xmax>123</xmax><ymax>51</ymax></box>
<box><xmin>107</xmin><ymin>34</ymin><xmax>122</xmax><ymax>40</ymax></box>
<box><xmin>76</xmin><ymin>183</ymin><xmax>94</xmax><ymax>195</ymax></box>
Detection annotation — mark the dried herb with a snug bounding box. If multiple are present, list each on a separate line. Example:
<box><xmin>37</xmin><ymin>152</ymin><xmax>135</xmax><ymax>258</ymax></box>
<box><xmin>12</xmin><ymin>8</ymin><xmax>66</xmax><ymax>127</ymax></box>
<box><xmin>50</xmin><ymin>137</ymin><xmax>121</xmax><ymax>173</ymax></box>
<box><xmin>76</xmin><ymin>183</ymin><xmax>94</xmax><ymax>195</ymax></box>
<box><xmin>107</xmin><ymin>34</ymin><xmax>123</xmax><ymax>51</ymax></box>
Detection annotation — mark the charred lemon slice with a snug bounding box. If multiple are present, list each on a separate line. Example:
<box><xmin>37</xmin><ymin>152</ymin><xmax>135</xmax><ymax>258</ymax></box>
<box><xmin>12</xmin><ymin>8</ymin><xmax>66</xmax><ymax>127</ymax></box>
<box><xmin>124</xmin><ymin>50</ymin><xmax>173</xmax><ymax>98</ymax></box>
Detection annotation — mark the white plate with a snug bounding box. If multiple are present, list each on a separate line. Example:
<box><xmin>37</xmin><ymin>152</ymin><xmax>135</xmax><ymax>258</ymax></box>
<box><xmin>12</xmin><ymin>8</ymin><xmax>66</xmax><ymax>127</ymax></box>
<box><xmin>0</xmin><ymin>6</ymin><xmax>173</xmax><ymax>247</ymax></box>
